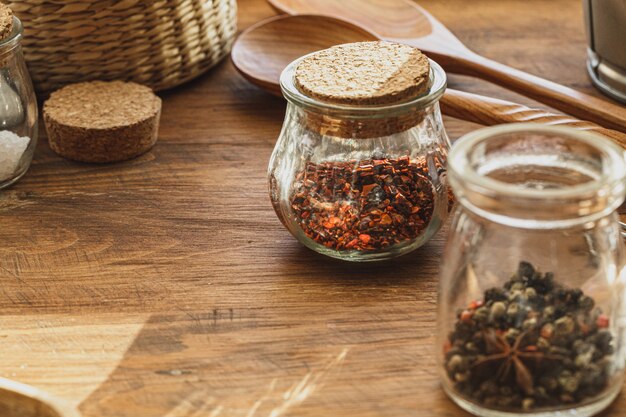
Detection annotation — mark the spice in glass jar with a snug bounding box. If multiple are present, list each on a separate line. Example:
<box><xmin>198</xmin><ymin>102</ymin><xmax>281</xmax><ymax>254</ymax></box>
<box><xmin>289</xmin><ymin>155</ymin><xmax>438</xmax><ymax>251</ymax></box>
<box><xmin>444</xmin><ymin>262</ymin><xmax>615</xmax><ymax>411</ymax></box>
<box><xmin>269</xmin><ymin>41</ymin><xmax>451</xmax><ymax>261</ymax></box>
<box><xmin>0</xmin><ymin>130</ymin><xmax>30</xmax><ymax>181</ymax></box>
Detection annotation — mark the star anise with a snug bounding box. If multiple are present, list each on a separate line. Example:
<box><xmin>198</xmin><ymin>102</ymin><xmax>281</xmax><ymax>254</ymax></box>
<box><xmin>471</xmin><ymin>329</ymin><xmax>564</xmax><ymax>395</ymax></box>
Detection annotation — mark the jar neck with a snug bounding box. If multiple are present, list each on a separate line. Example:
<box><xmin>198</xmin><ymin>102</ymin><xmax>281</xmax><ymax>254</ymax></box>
<box><xmin>293</xmin><ymin>102</ymin><xmax>442</xmax><ymax>139</ymax></box>
<box><xmin>0</xmin><ymin>17</ymin><xmax>23</xmax><ymax>59</ymax></box>
<box><xmin>449</xmin><ymin>124</ymin><xmax>626</xmax><ymax>229</ymax></box>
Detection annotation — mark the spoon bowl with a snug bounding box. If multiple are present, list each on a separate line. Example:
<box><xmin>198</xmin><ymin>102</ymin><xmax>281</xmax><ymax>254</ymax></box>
<box><xmin>232</xmin><ymin>15</ymin><xmax>377</xmax><ymax>96</ymax></box>
<box><xmin>0</xmin><ymin>377</ymin><xmax>80</xmax><ymax>417</ymax></box>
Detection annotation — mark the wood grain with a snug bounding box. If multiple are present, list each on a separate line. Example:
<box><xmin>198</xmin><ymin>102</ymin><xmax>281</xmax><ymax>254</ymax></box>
<box><xmin>231</xmin><ymin>14</ymin><xmax>626</xmax><ymax>146</ymax></box>
<box><xmin>441</xmin><ymin>89</ymin><xmax>626</xmax><ymax>147</ymax></box>
<box><xmin>0</xmin><ymin>1</ymin><xmax>623</xmax><ymax>416</ymax></box>
<box><xmin>268</xmin><ymin>0</ymin><xmax>626</xmax><ymax>133</ymax></box>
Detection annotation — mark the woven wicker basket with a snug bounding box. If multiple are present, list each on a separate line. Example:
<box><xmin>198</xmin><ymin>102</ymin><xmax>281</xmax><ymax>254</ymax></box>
<box><xmin>6</xmin><ymin>0</ymin><xmax>237</xmax><ymax>97</ymax></box>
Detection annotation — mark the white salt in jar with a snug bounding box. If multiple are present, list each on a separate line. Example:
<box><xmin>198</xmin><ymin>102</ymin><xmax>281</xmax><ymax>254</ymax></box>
<box><xmin>0</xmin><ymin>9</ymin><xmax>37</xmax><ymax>189</ymax></box>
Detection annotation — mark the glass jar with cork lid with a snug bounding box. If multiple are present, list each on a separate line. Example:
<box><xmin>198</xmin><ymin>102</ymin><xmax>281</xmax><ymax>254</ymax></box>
<box><xmin>437</xmin><ymin>124</ymin><xmax>626</xmax><ymax>416</ymax></box>
<box><xmin>268</xmin><ymin>41</ymin><xmax>451</xmax><ymax>261</ymax></box>
<box><xmin>0</xmin><ymin>5</ymin><xmax>37</xmax><ymax>189</ymax></box>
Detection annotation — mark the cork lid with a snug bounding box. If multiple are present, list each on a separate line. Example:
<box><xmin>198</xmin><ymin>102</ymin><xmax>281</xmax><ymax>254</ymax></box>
<box><xmin>43</xmin><ymin>81</ymin><xmax>161</xmax><ymax>130</ymax></box>
<box><xmin>295</xmin><ymin>41</ymin><xmax>430</xmax><ymax>106</ymax></box>
<box><xmin>0</xmin><ymin>4</ymin><xmax>13</xmax><ymax>42</ymax></box>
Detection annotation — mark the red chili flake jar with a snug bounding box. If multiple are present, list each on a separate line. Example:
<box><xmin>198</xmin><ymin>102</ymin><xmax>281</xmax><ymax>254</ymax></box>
<box><xmin>268</xmin><ymin>41</ymin><xmax>451</xmax><ymax>261</ymax></box>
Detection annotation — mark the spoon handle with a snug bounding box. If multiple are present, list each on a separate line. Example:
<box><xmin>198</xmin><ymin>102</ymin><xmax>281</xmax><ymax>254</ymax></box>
<box><xmin>442</xmin><ymin>89</ymin><xmax>626</xmax><ymax>147</ymax></box>
<box><xmin>443</xmin><ymin>53</ymin><xmax>626</xmax><ymax>134</ymax></box>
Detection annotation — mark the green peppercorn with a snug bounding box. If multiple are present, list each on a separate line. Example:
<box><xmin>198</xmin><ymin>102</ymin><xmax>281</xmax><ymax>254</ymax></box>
<box><xmin>524</xmin><ymin>287</ymin><xmax>537</xmax><ymax>299</ymax></box>
<box><xmin>454</xmin><ymin>371</ymin><xmax>470</xmax><ymax>382</ymax></box>
<box><xmin>507</xmin><ymin>302</ymin><xmax>520</xmax><ymax>319</ymax></box>
<box><xmin>473</xmin><ymin>306</ymin><xmax>489</xmax><ymax>324</ymax></box>
<box><xmin>446</xmin><ymin>354</ymin><xmax>464</xmax><ymax>374</ymax></box>
<box><xmin>505</xmin><ymin>328</ymin><xmax>520</xmax><ymax>344</ymax></box>
<box><xmin>539</xmin><ymin>376</ymin><xmax>558</xmax><ymax>391</ymax></box>
<box><xmin>579</xmin><ymin>295</ymin><xmax>595</xmax><ymax>311</ymax></box>
<box><xmin>543</xmin><ymin>305</ymin><xmax>555</xmax><ymax>318</ymax></box>
<box><xmin>522</xmin><ymin>398</ymin><xmax>534</xmax><ymax>410</ymax></box>
<box><xmin>464</xmin><ymin>341</ymin><xmax>478</xmax><ymax>354</ymax></box>
<box><xmin>558</xmin><ymin>371</ymin><xmax>580</xmax><ymax>393</ymax></box>
<box><xmin>489</xmin><ymin>301</ymin><xmax>506</xmax><ymax>321</ymax></box>
<box><xmin>522</xmin><ymin>317</ymin><xmax>537</xmax><ymax>330</ymax></box>
<box><xmin>575</xmin><ymin>350</ymin><xmax>594</xmax><ymax>368</ymax></box>
<box><xmin>537</xmin><ymin>337</ymin><xmax>550</xmax><ymax>350</ymax></box>
<box><xmin>554</xmin><ymin>316</ymin><xmax>575</xmax><ymax>336</ymax></box>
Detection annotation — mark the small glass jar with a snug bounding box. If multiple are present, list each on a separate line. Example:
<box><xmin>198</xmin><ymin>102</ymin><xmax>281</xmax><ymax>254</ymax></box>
<box><xmin>617</xmin><ymin>202</ymin><xmax>626</xmax><ymax>239</ymax></box>
<box><xmin>0</xmin><ymin>16</ymin><xmax>37</xmax><ymax>189</ymax></box>
<box><xmin>437</xmin><ymin>124</ymin><xmax>626</xmax><ymax>416</ymax></box>
<box><xmin>268</xmin><ymin>56</ymin><xmax>451</xmax><ymax>262</ymax></box>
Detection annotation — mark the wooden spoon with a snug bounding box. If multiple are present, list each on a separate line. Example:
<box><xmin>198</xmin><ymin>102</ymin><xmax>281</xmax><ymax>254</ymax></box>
<box><xmin>231</xmin><ymin>15</ymin><xmax>626</xmax><ymax>146</ymax></box>
<box><xmin>0</xmin><ymin>376</ymin><xmax>80</xmax><ymax>417</ymax></box>
<box><xmin>268</xmin><ymin>0</ymin><xmax>626</xmax><ymax>134</ymax></box>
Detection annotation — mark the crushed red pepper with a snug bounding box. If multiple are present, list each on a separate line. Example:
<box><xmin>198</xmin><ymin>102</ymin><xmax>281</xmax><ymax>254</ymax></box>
<box><xmin>289</xmin><ymin>156</ymin><xmax>438</xmax><ymax>251</ymax></box>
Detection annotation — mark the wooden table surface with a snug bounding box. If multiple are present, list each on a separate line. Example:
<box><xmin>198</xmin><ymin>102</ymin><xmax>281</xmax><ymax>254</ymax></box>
<box><xmin>1</xmin><ymin>0</ymin><xmax>623</xmax><ymax>416</ymax></box>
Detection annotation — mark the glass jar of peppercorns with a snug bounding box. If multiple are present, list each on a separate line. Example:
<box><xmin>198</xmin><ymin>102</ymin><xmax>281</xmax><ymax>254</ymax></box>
<box><xmin>438</xmin><ymin>124</ymin><xmax>626</xmax><ymax>416</ymax></box>
<box><xmin>268</xmin><ymin>41</ymin><xmax>451</xmax><ymax>261</ymax></box>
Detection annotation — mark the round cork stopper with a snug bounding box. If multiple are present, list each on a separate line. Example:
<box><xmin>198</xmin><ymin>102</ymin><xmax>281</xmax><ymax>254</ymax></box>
<box><xmin>295</xmin><ymin>41</ymin><xmax>430</xmax><ymax>106</ymax></box>
<box><xmin>0</xmin><ymin>4</ymin><xmax>13</xmax><ymax>42</ymax></box>
<box><xmin>43</xmin><ymin>81</ymin><xmax>161</xmax><ymax>163</ymax></box>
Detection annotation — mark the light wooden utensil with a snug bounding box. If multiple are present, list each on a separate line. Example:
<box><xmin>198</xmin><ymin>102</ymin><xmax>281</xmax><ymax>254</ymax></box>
<box><xmin>267</xmin><ymin>0</ymin><xmax>626</xmax><ymax>134</ymax></box>
<box><xmin>0</xmin><ymin>377</ymin><xmax>80</xmax><ymax>417</ymax></box>
<box><xmin>231</xmin><ymin>15</ymin><xmax>626</xmax><ymax>146</ymax></box>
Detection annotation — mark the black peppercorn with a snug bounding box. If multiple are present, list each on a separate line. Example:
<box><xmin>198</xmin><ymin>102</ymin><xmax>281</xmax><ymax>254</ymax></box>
<box><xmin>443</xmin><ymin>262</ymin><xmax>615</xmax><ymax>411</ymax></box>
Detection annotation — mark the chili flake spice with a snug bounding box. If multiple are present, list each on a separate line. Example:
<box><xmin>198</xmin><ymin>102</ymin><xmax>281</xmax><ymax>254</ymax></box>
<box><xmin>289</xmin><ymin>155</ymin><xmax>438</xmax><ymax>252</ymax></box>
<box><xmin>268</xmin><ymin>42</ymin><xmax>451</xmax><ymax>260</ymax></box>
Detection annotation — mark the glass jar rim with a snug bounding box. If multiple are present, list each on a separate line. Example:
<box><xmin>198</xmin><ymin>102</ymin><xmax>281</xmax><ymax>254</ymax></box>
<box><xmin>280</xmin><ymin>54</ymin><xmax>447</xmax><ymax>117</ymax></box>
<box><xmin>0</xmin><ymin>16</ymin><xmax>23</xmax><ymax>54</ymax></box>
<box><xmin>449</xmin><ymin>124</ymin><xmax>626</xmax><ymax>202</ymax></box>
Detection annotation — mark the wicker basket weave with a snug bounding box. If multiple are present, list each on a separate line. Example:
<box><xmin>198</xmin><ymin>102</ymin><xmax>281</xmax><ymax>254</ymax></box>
<box><xmin>6</xmin><ymin>0</ymin><xmax>237</xmax><ymax>97</ymax></box>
